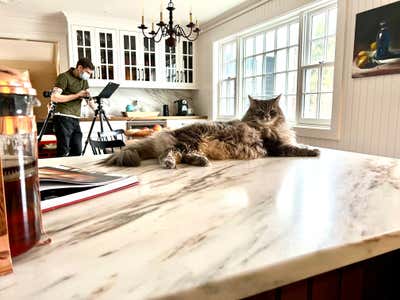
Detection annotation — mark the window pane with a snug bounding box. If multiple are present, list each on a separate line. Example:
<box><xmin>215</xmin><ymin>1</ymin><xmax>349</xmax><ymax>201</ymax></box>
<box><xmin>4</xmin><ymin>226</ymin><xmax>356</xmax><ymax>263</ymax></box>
<box><xmin>223</xmin><ymin>43</ymin><xmax>236</xmax><ymax>62</ymax></box>
<box><xmin>245</xmin><ymin>37</ymin><xmax>254</xmax><ymax>57</ymax></box>
<box><xmin>277</xmin><ymin>25</ymin><xmax>288</xmax><ymax>48</ymax></box>
<box><xmin>84</xmin><ymin>31</ymin><xmax>91</xmax><ymax>46</ymax></box>
<box><xmin>255</xmin><ymin>55</ymin><xmax>263</xmax><ymax>76</ymax></box>
<box><xmin>303</xmin><ymin>94</ymin><xmax>318</xmax><ymax>119</ymax></box>
<box><xmin>287</xmin><ymin>95</ymin><xmax>296</xmax><ymax>121</ymax></box>
<box><xmin>275</xmin><ymin>73</ymin><xmax>286</xmax><ymax>94</ymax></box>
<box><xmin>244</xmin><ymin>78</ymin><xmax>255</xmax><ymax>96</ymax></box>
<box><xmin>124</xmin><ymin>35</ymin><xmax>129</xmax><ymax>49</ymax></box>
<box><xmin>264</xmin><ymin>52</ymin><xmax>275</xmax><ymax>73</ymax></box>
<box><xmin>289</xmin><ymin>23</ymin><xmax>299</xmax><ymax>46</ymax></box>
<box><xmin>310</xmin><ymin>39</ymin><xmax>325</xmax><ymax>64</ymax></box>
<box><xmin>77</xmin><ymin>31</ymin><xmax>83</xmax><ymax>46</ymax></box>
<box><xmin>255</xmin><ymin>34</ymin><xmax>264</xmax><ymax>54</ymax></box>
<box><xmin>221</xmin><ymin>81</ymin><xmax>227</xmax><ymax>97</ymax></box>
<box><xmin>326</xmin><ymin>36</ymin><xmax>336</xmax><ymax>62</ymax></box>
<box><xmin>223</xmin><ymin>61</ymin><xmax>236</xmax><ymax>78</ymax></box>
<box><xmin>219</xmin><ymin>98</ymin><xmax>227</xmax><ymax>115</ymax></box>
<box><xmin>245</xmin><ymin>57</ymin><xmax>255</xmax><ymax>76</ymax></box>
<box><xmin>264</xmin><ymin>74</ymin><xmax>274</xmax><ymax>96</ymax></box>
<box><xmin>280</xmin><ymin>95</ymin><xmax>288</xmax><ymax>114</ymax></box>
<box><xmin>328</xmin><ymin>8</ymin><xmax>337</xmax><ymax>35</ymax></box>
<box><xmin>305</xmin><ymin>68</ymin><xmax>319</xmax><ymax>93</ymax></box>
<box><xmin>131</xmin><ymin>36</ymin><xmax>136</xmax><ymax>50</ymax></box>
<box><xmin>288</xmin><ymin>46</ymin><xmax>298</xmax><ymax>70</ymax></box>
<box><xmin>287</xmin><ymin>71</ymin><xmax>297</xmax><ymax>94</ymax></box>
<box><xmin>106</xmin><ymin>33</ymin><xmax>113</xmax><ymax>48</ymax></box>
<box><xmin>276</xmin><ymin>49</ymin><xmax>287</xmax><ymax>72</ymax></box>
<box><xmin>226</xmin><ymin>98</ymin><xmax>235</xmax><ymax>115</ymax></box>
<box><xmin>255</xmin><ymin>76</ymin><xmax>263</xmax><ymax>96</ymax></box>
<box><xmin>265</xmin><ymin>30</ymin><xmax>275</xmax><ymax>51</ymax></box>
<box><xmin>227</xmin><ymin>80</ymin><xmax>235</xmax><ymax>97</ymax></box>
<box><xmin>321</xmin><ymin>65</ymin><xmax>334</xmax><ymax>92</ymax></box>
<box><xmin>311</xmin><ymin>12</ymin><xmax>326</xmax><ymax>39</ymax></box>
<box><xmin>320</xmin><ymin>93</ymin><xmax>333</xmax><ymax>119</ymax></box>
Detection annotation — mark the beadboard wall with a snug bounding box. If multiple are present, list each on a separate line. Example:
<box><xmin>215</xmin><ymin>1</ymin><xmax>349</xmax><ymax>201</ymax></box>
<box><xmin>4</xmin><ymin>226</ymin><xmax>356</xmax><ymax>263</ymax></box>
<box><xmin>195</xmin><ymin>0</ymin><xmax>400</xmax><ymax>158</ymax></box>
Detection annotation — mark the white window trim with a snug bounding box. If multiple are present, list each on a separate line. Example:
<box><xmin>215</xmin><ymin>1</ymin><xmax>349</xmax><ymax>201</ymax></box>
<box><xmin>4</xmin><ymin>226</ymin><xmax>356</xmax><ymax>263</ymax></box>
<box><xmin>213</xmin><ymin>0</ymin><xmax>346</xmax><ymax>141</ymax></box>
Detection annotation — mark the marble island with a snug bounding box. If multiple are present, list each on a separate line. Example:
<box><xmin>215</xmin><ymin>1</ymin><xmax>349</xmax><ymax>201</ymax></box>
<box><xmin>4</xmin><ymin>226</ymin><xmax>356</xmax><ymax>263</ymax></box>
<box><xmin>1</xmin><ymin>149</ymin><xmax>400</xmax><ymax>299</ymax></box>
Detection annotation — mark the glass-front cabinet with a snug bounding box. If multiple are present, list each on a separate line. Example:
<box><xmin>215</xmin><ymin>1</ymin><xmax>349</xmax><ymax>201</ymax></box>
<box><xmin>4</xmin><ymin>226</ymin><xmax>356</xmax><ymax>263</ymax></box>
<box><xmin>69</xmin><ymin>25</ymin><xmax>195</xmax><ymax>88</ymax></box>
<box><xmin>162</xmin><ymin>39</ymin><xmax>195</xmax><ymax>87</ymax></box>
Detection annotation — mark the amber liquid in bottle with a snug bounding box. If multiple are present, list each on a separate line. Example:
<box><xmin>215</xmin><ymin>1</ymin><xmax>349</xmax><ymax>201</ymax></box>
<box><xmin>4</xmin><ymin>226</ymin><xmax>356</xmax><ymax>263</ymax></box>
<box><xmin>0</xmin><ymin>116</ymin><xmax>42</xmax><ymax>257</ymax></box>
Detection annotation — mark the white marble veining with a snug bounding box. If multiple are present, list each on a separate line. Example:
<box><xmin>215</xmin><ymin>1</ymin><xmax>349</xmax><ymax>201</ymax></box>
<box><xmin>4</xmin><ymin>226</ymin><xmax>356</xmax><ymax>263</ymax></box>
<box><xmin>1</xmin><ymin>149</ymin><xmax>400</xmax><ymax>299</ymax></box>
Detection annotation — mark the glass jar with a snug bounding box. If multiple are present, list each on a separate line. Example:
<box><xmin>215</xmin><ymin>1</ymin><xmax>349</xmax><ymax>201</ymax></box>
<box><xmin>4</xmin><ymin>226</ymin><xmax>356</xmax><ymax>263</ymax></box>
<box><xmin>0</xmin><ymin>66</ymin><xmax>44</xmax><ymax>257</ymax></box>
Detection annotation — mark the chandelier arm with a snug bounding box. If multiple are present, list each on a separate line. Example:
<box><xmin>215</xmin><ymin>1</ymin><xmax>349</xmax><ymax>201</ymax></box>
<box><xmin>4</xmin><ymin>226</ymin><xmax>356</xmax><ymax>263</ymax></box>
<box><xmin>141</xmin><ymin>28</ymin><xmax>154</xmax><ymax>39</ymax></box>
<box><xmin>183</xmin><ymin>31</ymin><xmax>200</xmax><ymax>42</ymax></box>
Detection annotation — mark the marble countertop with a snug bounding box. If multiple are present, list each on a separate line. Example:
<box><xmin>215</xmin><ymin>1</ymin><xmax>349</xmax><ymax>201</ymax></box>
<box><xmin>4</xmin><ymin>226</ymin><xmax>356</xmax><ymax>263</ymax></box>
<box><xmin>36</xmin><ymin>116</ymin><xmax>208</xmax><ymax>122</ymax></box>
<box><xmin>1</xmin><ymin>149</ymin><xmax>400</xmax><ymax>299</ymax></box>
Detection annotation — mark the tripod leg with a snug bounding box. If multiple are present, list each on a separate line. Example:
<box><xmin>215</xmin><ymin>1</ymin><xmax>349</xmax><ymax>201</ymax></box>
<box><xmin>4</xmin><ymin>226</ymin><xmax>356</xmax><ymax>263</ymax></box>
<box><xmin>82</xmin><ymin>111</ymin><xmax>99</xmax><ymax>155</ymax></box>
<box><xmin>38</xmin><ymin>103</ymin><xmax>56</xmax><ymax>142</ymax></box>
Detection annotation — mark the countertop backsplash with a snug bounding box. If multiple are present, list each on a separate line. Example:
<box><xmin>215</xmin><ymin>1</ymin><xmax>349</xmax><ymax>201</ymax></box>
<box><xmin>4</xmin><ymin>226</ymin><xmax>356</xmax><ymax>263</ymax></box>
<box><xmin>82</xmin><ymin>88</ymin><xmax>194</xmax><ymax>117</ymax></box>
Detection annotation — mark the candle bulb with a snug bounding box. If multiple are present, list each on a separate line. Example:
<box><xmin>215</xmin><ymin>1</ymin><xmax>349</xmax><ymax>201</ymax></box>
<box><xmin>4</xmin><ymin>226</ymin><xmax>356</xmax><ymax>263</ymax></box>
<box><xmin>141</xmin><ymin>15</ymin><xmax>144</xmax><ymax>25</ymax></box>
<box><xmin>190</xmin><ymin>12</ymin><xmax>193</xmax><ymax>23</ymax></box>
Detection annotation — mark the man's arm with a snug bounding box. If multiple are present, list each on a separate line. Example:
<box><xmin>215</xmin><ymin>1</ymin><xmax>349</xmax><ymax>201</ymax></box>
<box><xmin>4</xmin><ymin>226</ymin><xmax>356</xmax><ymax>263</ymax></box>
<box><xmin>51</xmin><ymin>87</ymin><xmax>89</xmax><ymax>103</ymax></box>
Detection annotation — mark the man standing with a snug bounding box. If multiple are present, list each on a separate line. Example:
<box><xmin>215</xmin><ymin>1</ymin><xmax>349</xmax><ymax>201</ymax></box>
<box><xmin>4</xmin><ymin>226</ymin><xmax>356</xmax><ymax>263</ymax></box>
<box><xmin>51</xmin><ymin>58</ymin><xmax>94</xmax><ymax>157</ymax></box>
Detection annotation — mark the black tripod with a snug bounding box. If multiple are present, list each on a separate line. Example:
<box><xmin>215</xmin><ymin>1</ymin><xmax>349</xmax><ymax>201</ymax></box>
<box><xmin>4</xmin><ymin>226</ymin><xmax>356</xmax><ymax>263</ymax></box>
<box><xmin>81</xmin><ymin>96</ymin><xmax>113</xmax><ymax>155</ymax></box>
<box><xmin>38</xmin><ymin>91</ymin><xmax>56</xmax><ymax>143</ymax></box>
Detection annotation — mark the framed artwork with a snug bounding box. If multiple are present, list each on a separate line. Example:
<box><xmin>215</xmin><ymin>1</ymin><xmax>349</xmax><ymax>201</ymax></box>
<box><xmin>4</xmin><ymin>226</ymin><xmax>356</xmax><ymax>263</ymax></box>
<box><xmin>352</xmin><ymin>1</ymin><xmax>400</xmax><ymax>78</ymax></box>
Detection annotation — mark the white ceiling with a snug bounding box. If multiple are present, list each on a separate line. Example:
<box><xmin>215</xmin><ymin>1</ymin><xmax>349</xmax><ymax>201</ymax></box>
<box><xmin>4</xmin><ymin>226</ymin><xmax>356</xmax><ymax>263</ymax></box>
<box><xmin>0</xmin><ymin>0</ymin><xmax>248</xmax><ymax>25</ymax></box>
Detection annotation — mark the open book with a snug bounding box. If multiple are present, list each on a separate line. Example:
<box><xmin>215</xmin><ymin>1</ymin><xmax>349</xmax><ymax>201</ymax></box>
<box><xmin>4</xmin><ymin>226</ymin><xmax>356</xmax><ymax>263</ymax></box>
<box><xmin>39</xmin><ymin>166</ymin><xmax>138</xmax><ymax>212</ymax></box>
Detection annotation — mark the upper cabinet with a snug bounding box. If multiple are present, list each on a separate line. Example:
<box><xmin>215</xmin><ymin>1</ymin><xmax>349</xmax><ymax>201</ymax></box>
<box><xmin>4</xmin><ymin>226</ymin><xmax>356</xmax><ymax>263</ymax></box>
<box><xmin>68</xmin><ymin>23</ymin><xmax>196</xmax><ymax>89</ymax></box>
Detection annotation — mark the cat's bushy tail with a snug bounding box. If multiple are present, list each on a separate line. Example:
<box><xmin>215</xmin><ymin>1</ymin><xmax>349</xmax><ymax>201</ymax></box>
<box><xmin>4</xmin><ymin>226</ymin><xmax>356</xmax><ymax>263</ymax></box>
<box><xmin>102</xmin><ymin>131</ymin><xmax>176</xmax><ymax>167</ymax></box>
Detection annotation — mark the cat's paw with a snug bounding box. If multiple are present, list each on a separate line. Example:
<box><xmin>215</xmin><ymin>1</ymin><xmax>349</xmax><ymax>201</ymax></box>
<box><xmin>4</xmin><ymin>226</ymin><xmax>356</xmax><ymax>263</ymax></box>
<box><xmin>196</xmin><ymin>156</ymin><xmax>210</xmax><ymax>167</ymax></box>
<box><xmin>307</xmin><ymin>148</ymin><xmax>320</xmax><ymax>157</ymax></box>
<box><xmin>161</xmin><ymin>157</ymin><xmax>176</xmax><ymax>169</ymax></box>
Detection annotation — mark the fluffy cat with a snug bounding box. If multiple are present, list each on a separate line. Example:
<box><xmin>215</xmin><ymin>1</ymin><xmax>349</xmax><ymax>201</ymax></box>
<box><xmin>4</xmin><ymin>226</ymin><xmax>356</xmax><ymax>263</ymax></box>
<box><xmin>103</xmin><ymin>95</ymin><xmax>319</xmax><ymax>168</ymax></box>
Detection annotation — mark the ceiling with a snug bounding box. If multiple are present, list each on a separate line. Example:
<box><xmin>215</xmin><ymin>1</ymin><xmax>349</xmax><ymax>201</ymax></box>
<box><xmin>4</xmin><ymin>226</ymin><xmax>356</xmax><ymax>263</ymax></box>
<box><xmin>0</xmin><ymin>0</ymin><xmax>249</xmax><ymax>24</ymax></box>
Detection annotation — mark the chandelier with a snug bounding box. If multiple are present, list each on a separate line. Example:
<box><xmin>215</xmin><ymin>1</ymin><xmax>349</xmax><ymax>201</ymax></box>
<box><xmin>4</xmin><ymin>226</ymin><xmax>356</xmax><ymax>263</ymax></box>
<box><xmin>138</xmin><ymin>0</ymin><xmax>200</xmax><ymax>48</ymax></box>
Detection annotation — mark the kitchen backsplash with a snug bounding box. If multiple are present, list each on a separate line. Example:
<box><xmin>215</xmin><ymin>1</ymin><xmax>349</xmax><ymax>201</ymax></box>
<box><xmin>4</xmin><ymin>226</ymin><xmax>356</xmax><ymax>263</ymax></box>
<box><xmin>82</xmin><ymin>88</ymin><xmax>195</xmax><ymax>117</ymax></box>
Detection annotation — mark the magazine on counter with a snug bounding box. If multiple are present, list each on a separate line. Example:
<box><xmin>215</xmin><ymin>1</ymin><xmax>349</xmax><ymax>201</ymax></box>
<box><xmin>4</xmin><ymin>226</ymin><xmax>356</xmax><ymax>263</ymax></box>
<box><xmin>39</xmin><ymin>166</ymin><xmax>139</xmax><ymax>212</ymax></box>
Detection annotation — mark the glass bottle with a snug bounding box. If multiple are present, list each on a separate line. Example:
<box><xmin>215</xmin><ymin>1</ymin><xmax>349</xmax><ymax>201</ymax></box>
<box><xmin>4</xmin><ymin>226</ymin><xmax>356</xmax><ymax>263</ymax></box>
<box><xmin>0</xmin><ymin>66</ymin><xmax>45</xmax><ymax>257</ymax></box>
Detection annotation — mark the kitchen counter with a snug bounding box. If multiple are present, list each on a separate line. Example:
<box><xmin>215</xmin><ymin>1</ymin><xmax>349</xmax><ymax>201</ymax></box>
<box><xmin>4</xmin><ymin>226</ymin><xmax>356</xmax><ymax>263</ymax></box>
<box><xmin>79</xmin><ymin>115</ymin><xmax>208</xmax><ymax>122</ymax></box>
<box><xmin>1</xmin><ymin>149</ymin><xmax>400</xmax><ymax>299</ymax></box>
<box><xmin>36</xmin><ymin>115</ymin><xmax>208</xmax><ymax>123</ymax></box>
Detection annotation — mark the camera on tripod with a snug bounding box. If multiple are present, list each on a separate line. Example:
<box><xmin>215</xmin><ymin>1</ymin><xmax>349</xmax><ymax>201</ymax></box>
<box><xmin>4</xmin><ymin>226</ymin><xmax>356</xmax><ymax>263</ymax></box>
<box><xmin>43</xmin><ymin>90</ymin><xmax>52</xmax><ymax>98</ymax></box>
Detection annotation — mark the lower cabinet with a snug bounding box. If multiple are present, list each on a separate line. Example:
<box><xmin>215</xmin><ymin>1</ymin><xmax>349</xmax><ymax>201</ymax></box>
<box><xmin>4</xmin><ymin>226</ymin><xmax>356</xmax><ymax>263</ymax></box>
<box><xmin>166</xmin><ymin>119</ymin><xmax>208</xmax><ymax>130</ymax></box>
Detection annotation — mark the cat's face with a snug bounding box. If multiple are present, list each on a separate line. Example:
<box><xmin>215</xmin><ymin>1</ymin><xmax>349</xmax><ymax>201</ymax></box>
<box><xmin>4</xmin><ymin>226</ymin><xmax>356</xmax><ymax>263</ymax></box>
<box><xmin>243</xmin><ymin>95</ymin><xmax>285</xmax><ymax>125</ymax></box>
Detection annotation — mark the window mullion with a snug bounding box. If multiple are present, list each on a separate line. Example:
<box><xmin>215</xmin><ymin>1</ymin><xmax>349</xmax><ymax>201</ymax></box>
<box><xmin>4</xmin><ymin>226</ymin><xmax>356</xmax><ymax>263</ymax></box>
<box><xmin>297</xmin><ymin>12</ymin><xmax>305</xmax><ymax>124</ymax></box>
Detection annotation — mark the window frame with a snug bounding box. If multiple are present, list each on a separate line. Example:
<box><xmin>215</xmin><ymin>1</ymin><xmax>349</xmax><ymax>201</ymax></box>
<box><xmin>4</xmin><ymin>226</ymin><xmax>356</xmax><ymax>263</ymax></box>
<box><xmin>213</xmin><ymin>0</ymin><xmax>344</xmax><ymax>140</ymax></box>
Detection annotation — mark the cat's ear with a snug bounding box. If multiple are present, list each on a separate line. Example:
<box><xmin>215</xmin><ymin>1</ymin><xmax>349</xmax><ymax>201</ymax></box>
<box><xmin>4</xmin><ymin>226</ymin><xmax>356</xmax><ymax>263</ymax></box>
<box><xmin>248</xmin><ymin>95</ymin><xmax>257</xmax><ymax>107</ymax></box>
<box><xmin>273</xmin><ymin>94</ymin><xmax>282</xmax><ymax>106</ymax></box>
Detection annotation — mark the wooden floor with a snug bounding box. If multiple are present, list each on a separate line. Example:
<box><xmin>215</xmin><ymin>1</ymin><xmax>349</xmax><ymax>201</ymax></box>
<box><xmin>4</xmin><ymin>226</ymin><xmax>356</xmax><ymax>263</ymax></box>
<box><xmin>245</xmin><ymin>248</ymin><xmax>400</xmax><ymax>300</ymax></box>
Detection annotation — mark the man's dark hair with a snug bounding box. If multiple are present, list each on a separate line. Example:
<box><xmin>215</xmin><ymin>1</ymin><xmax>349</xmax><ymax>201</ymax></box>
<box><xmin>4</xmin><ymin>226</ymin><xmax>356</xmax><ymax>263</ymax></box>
<box><xmin>76</xmin><ymin>58</ymin><xmax>95</xmax><ymax>70</ymax></box>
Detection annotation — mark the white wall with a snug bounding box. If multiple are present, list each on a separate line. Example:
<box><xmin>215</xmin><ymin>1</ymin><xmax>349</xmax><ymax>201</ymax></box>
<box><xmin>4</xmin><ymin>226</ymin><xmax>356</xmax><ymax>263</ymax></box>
<box><xmin>195</xmin><ymin>0</ymin><xmax>400</xmax><ymax>158</ymax></box>
<box><xmin>0</xmin><ymin>11</ymin><xmax>69</xmax><ymax>72</ymax></box>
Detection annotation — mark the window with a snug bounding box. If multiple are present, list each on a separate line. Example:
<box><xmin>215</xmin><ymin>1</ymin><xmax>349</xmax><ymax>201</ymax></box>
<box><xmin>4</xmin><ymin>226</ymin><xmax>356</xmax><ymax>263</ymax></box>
<box><xmin>218</xmin><ymin>41</ymin><xmax>237</xmax><ymax>117</ymax></box>
<box><xmin>301</xmin><ymin>6</ymin><xmax>337</xmax><ymax>124</ymax></box>
<box><xmin>215</xmin><ymin>1</ymin><xmax>337</xmax><ymax>126</ymax></box>
<box><xmin>242</xmin><ymin>21</ymin><xmax>299</xmax><ymax>122</ymax></box>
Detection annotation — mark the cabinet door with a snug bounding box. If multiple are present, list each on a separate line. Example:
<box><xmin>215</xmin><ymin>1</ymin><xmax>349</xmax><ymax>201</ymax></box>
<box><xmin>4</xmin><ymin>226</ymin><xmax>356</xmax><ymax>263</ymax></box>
<box><xmin>165</xmin><ymin>40</ymin><xmax>178</xmax><ymax>83</ymax></box>
<box><xmin>71</xmin><ymin>26</ymin><xmax>97</xmax><ymax>78</ymax></box>
<box><xmin>181</xmin><ymin>41</ymin><xmax>194</xmax><ymax>84</ymax></box>
<box><xmin>142</xmin><ymin>37</ymin><xmax>157</xmax><ymax>82</ymax></box>
<box><xmin>120</xmin><ymin>31</ymin><xmax>143</xmax><ymax>82</ymax></box>
<box><xmin>95</xmin><ymin>29</ymin><xmax>118</xmax><ymax>81</ymax></box>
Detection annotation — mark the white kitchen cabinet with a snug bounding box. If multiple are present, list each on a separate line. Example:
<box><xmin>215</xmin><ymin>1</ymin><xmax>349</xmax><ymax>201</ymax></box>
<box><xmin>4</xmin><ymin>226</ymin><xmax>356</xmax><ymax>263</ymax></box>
<box><xmin>70</xmin><ymin>25</ymin><xmax>118</xmax><ymax>86</ymax></box>
<box><xmin>160</xmin><ymin>39</ymin><xmax>196</xmax><ymax>89</ymax></box>
<box><xmin>68</xmin><ymin>21</ymin><xmax>197</xmax><ymax>89</ymax></box>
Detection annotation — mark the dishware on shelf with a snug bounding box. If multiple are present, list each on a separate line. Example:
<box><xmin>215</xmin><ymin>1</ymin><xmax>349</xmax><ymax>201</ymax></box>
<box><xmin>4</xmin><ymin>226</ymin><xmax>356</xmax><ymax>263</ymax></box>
<box><xmin>0</xmin><ymin>66</ymin><xmax>50</xmax><ymax>257</ymax></box>
<box><xmin>0</xmin><ymin>159</ymin><xmax>12</xmax><ymax>275</ymax></box>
